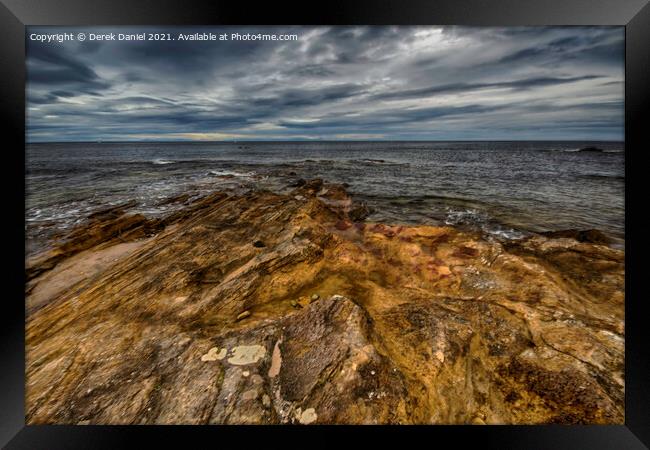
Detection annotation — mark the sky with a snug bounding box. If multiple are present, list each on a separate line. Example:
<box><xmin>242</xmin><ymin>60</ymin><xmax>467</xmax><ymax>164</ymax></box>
<box><xmin>26</xmin><ymin>26</ymin><xmax>624</xmax><ymax>142</ymax></box>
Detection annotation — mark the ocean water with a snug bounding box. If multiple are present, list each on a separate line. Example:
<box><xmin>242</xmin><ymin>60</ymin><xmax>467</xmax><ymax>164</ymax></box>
<box><xmin>26</xmin><ymin>141</ymin><xmax>624</xmax><ymax>255</ymax></box>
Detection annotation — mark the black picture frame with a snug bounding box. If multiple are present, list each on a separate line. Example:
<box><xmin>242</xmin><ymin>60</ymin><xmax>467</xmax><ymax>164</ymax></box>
<box><xmin>1</xmin><ymin>0</ymin><xmax>648</xmax><ymax>448</ymax></box>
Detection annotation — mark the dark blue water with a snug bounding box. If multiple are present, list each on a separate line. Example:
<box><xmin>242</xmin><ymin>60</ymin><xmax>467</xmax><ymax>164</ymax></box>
<box><xmin>26</xmin><ymin>141</ymin><xmax>624</xmax><ymax>254</ymax></box>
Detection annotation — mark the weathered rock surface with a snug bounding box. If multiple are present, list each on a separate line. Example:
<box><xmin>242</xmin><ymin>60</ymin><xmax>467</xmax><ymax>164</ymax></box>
<box><xmin>25</xmin><ymin>181</ymin><xmax>624</xmax><ymax>424</ymax></box>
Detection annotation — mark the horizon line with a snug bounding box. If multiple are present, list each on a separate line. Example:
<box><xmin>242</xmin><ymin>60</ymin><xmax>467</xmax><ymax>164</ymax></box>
<box><xmin>26</xmin><ymin>139</ymin><xmax>625</xmax><ymax>144</ymax></box>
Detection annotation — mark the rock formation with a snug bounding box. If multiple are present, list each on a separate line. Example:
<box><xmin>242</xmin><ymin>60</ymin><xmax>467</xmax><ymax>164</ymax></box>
<box><xmin>25</xmin><ymin>180</ymin><xmax>624</xmax><ymax>424</ymax></box>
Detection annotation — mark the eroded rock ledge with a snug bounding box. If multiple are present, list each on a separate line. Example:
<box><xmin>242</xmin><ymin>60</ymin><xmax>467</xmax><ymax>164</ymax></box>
<box><xmin>25</xmin><ymin>179</ymin><xmax>624</xmax><ymax>424</ymax></box>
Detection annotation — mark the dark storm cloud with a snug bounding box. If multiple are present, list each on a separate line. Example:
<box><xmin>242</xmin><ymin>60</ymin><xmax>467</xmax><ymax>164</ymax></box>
<box><xmin>290</xmin><ymin>65</ymin><xmax>337</xmax><ymax>77</ymax></box>
<box><xmin>498</xmin><ymin>37</ymin><xmax>623</xmax><ymax>65</ymax></box>
<box><xmin>26</xmin><ymin>26</ymin><xmax>624</xmax><ymax>141</ymax></box>
<box><xmin>27</xmin><ymin>43</ymin><xmax>111</xmax><ymax>93</ymax></box>
<box><xmin>373</xmin><ymin>75</ymin><xmax>603</xmax><ymax>101</ymax></box>
<box><xmin>277</xmin><ymin>104</ymin><xmax>508</xmax><ymax>130</ymax></box>
<box><xmin>247</xmin><ymin>84</ymin><xmax>365</xmax><ymax>109</ymax></box>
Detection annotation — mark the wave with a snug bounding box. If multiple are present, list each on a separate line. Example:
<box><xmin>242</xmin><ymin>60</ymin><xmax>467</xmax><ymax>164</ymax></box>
<box><xmin>443</xmin><ymin>207</ymin><xmax>527</xmax><ymax>240</ymax></box>
<box><xmin>547</xmin><ymin>148</ymin><xmax>622</xmax><ymax>153</ymax></box>
<box><xmin>208</xmin><ymin>169</ymin><xmax>255</xmax><ymax>178</ymax></box>
<box><xmin>547</xmin><ymin>148</ymin><xmax>585</xmax><ymax>153</ymax></box>
<box><xmin>152</xmin><ymin>159</ymin><xmax>175</xmax><ymax>165</ymax></box>
<box><xmin>348</xmin><ymin>158</ymin><xmax>408</xmax><ymax>167</ymax></box>
<box><xmin>579</xmin><ymin>173</ymin><xmax>625</xmax><ymax>180</ymax></box>
<box><xmin>444</xmin><ymin>207</ymin><xmax>489</xmax><ymax>226</ymax></box>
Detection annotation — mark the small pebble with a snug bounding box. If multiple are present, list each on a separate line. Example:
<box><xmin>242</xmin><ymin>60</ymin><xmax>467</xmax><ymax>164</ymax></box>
<box><xmin>299</xmin><ymin>408</ymin><xmax>318</xmax><ymax>425</ymax></box>
<box><xmin>310</xmin><ymin>294</ymin><xmax>320</xmax><ymax>301</ymax></box>
<box><xmin>253</xmin><ymin>240</ymin><xmax>265</xmax><ymax>248</ymax></box>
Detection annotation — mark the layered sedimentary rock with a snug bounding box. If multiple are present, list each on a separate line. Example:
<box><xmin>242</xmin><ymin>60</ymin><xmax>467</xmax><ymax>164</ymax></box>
<box><xmin>25</xmin><ymin>179</ymin><xmax>625</xmax><ymax>424</ymax></box>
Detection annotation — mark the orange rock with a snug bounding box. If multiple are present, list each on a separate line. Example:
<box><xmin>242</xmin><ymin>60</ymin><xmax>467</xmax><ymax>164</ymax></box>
<box><xmin>25</xmin><ymin>180</ymin><xmax>624</xmax><ymax>425</ymax></box>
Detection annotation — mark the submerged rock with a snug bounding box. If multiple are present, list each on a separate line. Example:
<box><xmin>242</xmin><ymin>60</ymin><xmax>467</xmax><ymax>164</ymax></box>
<box><xmin>348</xmin><ymin>202</ymin><xmax>373</xmax><ymax>222</ymax></box>
<box><xmin>25</xmin><ymin>180</ymin><xmax>624</xmax><ymax>425</ymax></box>
<box><xmin>539</xmin><ymin>229</ymin><xmax>610</xmax><ymax>245</ymax></box>
<box><xmin>156</xmin><ymin>193</ymin><xmax>192</xmax><ymax>206</ymax></box>
<box><xmin>288</xmin><ymin>178</ymin><xmax>307</xmax><ymax>187</ymax></box>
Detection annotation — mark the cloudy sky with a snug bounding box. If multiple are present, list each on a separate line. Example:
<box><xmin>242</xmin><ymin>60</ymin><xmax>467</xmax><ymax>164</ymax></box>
<box><xmin>26</xmin><ymin>26</ymin><xmax>624</xmax><ymax>142</ymax></box>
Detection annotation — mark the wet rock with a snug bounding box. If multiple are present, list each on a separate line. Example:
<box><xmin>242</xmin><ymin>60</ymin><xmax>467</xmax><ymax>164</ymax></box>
<box><xmin>335</xmin><ymin>220</ymin><xmax>352</xmax><ymax>231</ymax></box>
<box><xmin>348</xmin><ymin>203</ymin><xmax>373</xmax><ymax>222</ymax></box>
<box><xmin>298</xmin><ymin>178</ymin><xmax>324</xmax><ymax>194</ymax></box>
<box><xmin>156</xmin><ymin>193</ymin><xmax>191</xmax><ymax>206</ymax></box>
<box><xmin>539</xmin><ymin>229</ymin><xmax>610</xmax><ymax>245</ymax></box>
<box><xmin>288</xmin><ymin>178</ymin><xmax>306</xmax><ymax>187</ymax></box>
<box><xmin>86</xmin><ymin>200</ymin><xmax>138</xmax><ymax>220</ymax></box>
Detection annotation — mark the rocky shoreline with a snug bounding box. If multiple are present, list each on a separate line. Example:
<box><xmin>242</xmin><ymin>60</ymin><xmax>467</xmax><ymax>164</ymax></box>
<box><xmin>25</xmin><ymin>179</ymin><xmax>624</xmax><ymax>424</ymax></box>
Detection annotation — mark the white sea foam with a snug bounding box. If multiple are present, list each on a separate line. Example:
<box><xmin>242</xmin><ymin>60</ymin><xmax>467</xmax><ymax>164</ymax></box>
<box><xmin>208</xmin><ymin>169</ymin><xmax>254</xmax><ymax>177</ymax></box>
<box><xmin>488</xmin><ymin>228</ymin><xmax>526</xmax><ymax>240</ymax></box>
<box><xmin>444</xmin><ymin>208</ymin><xmax>487</xmax><ymax>226</ymax></box>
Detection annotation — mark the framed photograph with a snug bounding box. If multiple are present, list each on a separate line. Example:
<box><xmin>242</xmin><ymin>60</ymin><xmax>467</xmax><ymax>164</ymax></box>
<box><xmin>1</xmin><ymin>0</ymin><xmax>648</xmax><ymax>447</ymax></box>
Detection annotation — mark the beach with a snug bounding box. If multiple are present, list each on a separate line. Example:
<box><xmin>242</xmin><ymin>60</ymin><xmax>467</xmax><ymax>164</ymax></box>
<box><xmin>25</xmin><ymin>168</ymin><xmax>625</xmax><ymax>424</ymax></box>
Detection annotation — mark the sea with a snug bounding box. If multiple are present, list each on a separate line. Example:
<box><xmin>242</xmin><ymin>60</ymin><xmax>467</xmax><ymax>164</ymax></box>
<box><xmin>26</xmin><ymin>141</ymin><xmax>625</xmax><ymax>255</ymax></box>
